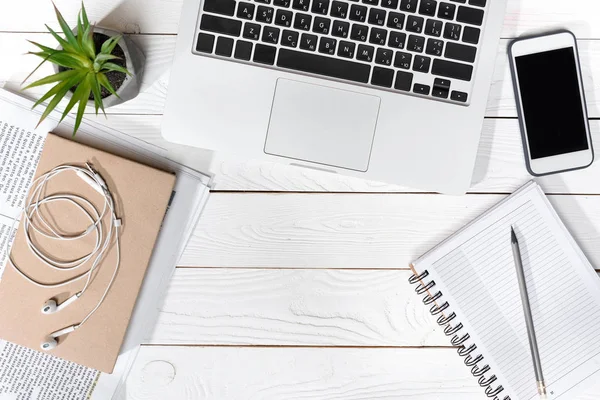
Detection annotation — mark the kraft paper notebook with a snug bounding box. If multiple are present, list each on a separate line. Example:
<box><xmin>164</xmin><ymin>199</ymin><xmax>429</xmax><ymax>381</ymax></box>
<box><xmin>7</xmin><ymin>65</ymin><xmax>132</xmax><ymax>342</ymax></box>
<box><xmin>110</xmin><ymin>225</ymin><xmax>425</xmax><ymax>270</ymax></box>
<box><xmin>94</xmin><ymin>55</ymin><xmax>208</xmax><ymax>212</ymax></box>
<box><xmin>0</xmin><ymin>134</ymin><xmax>176</xmax><ymax>373</ymax></box>
<box><xmin>409</xmin><ymin>181</ymin><xmax>600</xmax><ymax>400</ymax></box>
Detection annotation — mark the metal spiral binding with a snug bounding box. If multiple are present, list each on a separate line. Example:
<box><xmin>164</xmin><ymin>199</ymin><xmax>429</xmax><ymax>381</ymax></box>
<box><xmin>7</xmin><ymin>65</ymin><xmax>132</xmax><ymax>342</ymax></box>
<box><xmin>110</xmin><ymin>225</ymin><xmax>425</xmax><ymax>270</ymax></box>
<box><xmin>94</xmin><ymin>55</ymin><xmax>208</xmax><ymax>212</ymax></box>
<box><xmin>409</xmin><ymin>270</ymin><xmax>511</xmax><ymax>400</ymax></box>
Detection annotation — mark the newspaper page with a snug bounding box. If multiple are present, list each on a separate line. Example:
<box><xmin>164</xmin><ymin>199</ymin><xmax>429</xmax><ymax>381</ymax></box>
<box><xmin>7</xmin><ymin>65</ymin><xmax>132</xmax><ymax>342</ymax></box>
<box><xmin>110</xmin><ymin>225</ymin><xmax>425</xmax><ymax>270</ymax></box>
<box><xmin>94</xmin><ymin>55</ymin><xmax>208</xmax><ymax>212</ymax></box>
<box><xmin>0</xmin><ymin>89</ymin><xmax>211</xmax><ymax>400</ymax></box>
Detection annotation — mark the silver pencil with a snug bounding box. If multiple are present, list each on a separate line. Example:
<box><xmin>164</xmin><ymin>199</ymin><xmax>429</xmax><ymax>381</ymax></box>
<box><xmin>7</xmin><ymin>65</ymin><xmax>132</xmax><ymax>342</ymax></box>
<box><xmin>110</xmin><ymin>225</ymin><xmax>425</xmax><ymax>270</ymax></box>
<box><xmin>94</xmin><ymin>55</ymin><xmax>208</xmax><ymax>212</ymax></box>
<box><xmin>511</xmin><ymin>226</ymin><xmax>547</xmax><ymax>399</ymax></box>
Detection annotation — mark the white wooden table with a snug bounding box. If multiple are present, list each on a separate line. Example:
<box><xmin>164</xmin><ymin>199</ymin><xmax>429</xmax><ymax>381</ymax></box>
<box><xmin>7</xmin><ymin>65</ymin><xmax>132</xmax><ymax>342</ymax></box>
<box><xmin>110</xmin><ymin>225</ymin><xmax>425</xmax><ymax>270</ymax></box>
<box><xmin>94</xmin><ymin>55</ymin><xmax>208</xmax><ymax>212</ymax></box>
<box><xmin>3</xmin><ymin>1</ymin><xmax>600</xmax><ymax>398</ymax></box>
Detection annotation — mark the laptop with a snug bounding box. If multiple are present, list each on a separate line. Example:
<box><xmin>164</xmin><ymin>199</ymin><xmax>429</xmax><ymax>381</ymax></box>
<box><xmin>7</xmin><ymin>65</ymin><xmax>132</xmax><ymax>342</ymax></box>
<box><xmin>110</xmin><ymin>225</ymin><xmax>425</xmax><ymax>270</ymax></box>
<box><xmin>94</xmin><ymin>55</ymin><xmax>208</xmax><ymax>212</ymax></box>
<box><xmin>162</xmin><ymin>0</ymin><xmax>507</xmax><ymax>194</ymax></box>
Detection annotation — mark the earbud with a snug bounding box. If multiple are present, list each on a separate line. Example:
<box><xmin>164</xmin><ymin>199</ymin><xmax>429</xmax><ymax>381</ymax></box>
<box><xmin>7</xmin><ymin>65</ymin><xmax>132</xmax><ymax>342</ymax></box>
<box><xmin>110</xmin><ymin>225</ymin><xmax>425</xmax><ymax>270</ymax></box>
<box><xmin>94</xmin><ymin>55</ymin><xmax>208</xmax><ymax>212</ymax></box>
<box><xmin>41</xmin><ymin>293</ymin><xmax>81</xmax><ymax>314</ymax></box>
<box><xmin>40</xmin><ymin>324</ymin><xmax>79</xmax><ymax>351</ymax></box>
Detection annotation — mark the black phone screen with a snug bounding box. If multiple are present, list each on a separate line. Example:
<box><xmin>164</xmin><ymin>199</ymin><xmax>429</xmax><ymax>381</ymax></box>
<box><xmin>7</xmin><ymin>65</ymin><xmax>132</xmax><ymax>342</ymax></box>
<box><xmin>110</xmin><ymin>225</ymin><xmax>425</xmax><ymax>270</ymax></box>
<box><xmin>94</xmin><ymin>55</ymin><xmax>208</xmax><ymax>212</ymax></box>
<box><xmin>515</xmin><ymin>47</ymin><xmax>589</xmax><ymax>159</ymax></box>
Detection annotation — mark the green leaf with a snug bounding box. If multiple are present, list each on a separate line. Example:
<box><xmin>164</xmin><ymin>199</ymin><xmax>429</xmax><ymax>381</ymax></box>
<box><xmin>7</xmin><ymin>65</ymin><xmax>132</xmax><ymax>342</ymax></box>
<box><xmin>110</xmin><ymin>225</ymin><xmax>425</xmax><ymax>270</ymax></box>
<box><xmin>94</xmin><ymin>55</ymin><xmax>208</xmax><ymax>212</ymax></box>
<box><xmin>72</xmin><ymin>74</ymin><xmax>93</xmax><ymax>135</ymax></box>
<box><xmin>21</xmin><ymin>52</ymin><xmax>55</xmax><ymax>86</ymax></box>
<box><xmin>59</xmin><ymin>72</ymin><xmax>90</xmax><ymax>123</ymax></box>
<box><xmin>101</xmin><ymin>62</ymin><xmax>131</xmax><ymax>76</ymax></box>
<box><xmin>45</xmin><ymin>25</ymin><xmax>77</xmax><ymax>54</ymax></box>
<box><xmin>81</xmin><ymin>2</ymin><xmax>90</xmax><ymax>27</ymax></box>
<box><xmin>22</xmin><ymin>69</ymin><xmax>79</xmax><ymax>90</ymax></box>
<box><xmin>89</xmin><ymin>73</ymin><xmax>105</xmax><ymax>116</ymax></box>
<box><xmin>53</xmin><ymin>2</ymin><xmax>82</xmax><ymax>52</ymax></box>
<box><xmin>100</xmin><ymin>35</ymin><xmax>121</xmax><ymax>55</ymax></box>
<box><xmin>34</xmin><ymin>71</ymin><xmax>87</xmax><ymax>127</ymax></box>
<box><xmin>76</xmin><ymin>10</ymin><xmax>84</xmax><ymax>48</ymax></box>
<box><xmin>32</xmin><ymin>70</ymin><xmax>86</xmax><ymax>109</ymax></box>
<box><xmin>45</xmin><ymin>51</ymin><xmax>90</xmax><ymax>69</ymax></box>
<box><xmin>94</xmin><ymin>53</ymin><xmax>119</xmax><ymax>63</ymax></box>
<box><xmin>97</xmin><ymin>72</ymin><xmax>120</xmax><ymax>98</ymax></box>
<box><xmin>80</xmin><ymin>24</ymin><xmax>96</xmax><ymax>60</ymax></box>
<box><xmin>27</xmin><ymin>40</ymin><xmax>57</xmax><ymax>55</ymax></box>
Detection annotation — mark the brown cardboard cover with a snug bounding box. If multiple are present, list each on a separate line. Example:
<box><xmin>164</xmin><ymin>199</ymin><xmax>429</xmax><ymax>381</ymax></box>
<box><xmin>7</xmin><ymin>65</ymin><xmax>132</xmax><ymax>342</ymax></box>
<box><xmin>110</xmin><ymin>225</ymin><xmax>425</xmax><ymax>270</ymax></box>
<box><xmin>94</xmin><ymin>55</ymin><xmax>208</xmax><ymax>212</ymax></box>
<box><xmin>0</xmin><ymin>134</ymin><xmax>175</xmax><ymax>373</ymax></box>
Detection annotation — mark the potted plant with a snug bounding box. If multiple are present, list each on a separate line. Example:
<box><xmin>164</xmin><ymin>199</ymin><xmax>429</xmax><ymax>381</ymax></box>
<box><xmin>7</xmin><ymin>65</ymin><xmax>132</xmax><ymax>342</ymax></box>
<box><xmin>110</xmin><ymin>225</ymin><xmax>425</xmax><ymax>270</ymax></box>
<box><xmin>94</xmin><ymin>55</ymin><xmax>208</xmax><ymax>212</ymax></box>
<box><xmin>23</xmin><ymin>2</ymin><xmax>145</xmax><ymax>135</ymax></box>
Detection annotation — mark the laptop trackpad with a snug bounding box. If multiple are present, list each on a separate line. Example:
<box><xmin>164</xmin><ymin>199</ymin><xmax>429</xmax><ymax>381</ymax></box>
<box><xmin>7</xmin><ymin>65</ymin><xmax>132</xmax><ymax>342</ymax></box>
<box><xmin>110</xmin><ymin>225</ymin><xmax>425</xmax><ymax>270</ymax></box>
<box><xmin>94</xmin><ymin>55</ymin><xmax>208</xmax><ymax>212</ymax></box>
<box><xmin>265</xmin><ymin>79</ymin><xmax>381</xmax><ymax>172</ymax></box>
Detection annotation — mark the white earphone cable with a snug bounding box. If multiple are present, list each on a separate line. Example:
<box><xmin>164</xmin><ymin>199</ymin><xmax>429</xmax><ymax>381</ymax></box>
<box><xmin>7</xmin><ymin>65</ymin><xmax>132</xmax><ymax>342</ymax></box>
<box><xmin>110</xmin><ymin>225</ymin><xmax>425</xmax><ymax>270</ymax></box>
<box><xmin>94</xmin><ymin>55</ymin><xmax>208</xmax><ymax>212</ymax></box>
<box><xmin>4</xmin><ymin>163</ymin><xmax>121</xmax><ymax>328</ymax></box>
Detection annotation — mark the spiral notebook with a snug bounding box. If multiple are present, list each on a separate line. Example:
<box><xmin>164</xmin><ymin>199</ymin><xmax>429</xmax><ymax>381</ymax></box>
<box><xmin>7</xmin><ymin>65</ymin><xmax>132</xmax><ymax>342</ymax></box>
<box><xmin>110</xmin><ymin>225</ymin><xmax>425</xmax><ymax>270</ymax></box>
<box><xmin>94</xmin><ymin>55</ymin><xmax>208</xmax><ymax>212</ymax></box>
<box><xmin>409</xmin><ymin>181</ymin><xmax>600</xmax><ymax>400</ymax></box>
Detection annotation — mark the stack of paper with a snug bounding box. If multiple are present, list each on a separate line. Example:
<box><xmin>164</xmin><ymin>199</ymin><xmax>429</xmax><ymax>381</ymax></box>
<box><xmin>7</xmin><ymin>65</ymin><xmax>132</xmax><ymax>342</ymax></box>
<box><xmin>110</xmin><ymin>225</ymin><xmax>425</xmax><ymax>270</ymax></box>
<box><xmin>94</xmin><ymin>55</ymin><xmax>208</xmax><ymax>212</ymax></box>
<box><xmin>0</xmin><ymin>89</ymin><xmax>211</xmax><ymax>399</ymax></box>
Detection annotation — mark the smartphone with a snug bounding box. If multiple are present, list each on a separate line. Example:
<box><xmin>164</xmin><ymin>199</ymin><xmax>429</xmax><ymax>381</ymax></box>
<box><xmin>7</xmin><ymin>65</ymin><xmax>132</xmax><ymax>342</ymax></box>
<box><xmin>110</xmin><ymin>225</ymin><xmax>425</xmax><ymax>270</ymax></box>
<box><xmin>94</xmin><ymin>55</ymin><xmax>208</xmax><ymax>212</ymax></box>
<box><xmin>508</xmin><ymin>30</ymin><xmax>593</xmax><ymax>176</ymax></box>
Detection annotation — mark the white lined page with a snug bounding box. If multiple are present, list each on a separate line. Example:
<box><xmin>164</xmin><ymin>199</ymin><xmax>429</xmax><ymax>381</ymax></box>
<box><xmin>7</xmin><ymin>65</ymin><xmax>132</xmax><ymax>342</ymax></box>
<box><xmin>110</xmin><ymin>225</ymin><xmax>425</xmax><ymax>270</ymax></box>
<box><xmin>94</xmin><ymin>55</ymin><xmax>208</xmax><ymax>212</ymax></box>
<box><xmin>416</xmin><ymin>183</ymin><xmax>600</xmax><ymax>400</ymax></box>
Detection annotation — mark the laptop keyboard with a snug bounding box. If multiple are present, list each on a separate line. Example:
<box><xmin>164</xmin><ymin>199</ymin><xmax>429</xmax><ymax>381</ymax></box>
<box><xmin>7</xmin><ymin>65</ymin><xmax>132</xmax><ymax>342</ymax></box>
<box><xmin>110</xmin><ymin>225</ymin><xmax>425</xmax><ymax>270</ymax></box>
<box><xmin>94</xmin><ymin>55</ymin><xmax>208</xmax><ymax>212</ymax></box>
<box><xmin>194</xmin><ymin>0</ymin><xmax>489</xmax><ymax>105</ymax></box>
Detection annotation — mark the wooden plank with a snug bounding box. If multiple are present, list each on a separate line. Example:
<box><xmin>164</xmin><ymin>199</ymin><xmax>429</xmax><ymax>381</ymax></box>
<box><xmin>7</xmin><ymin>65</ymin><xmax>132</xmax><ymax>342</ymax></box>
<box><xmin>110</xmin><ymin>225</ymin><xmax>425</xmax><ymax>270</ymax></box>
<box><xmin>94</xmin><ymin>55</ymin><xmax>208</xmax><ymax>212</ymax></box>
<box><xmin>3</xmin><ymin>35</ymin><xmax>600</xmax><ymax>118</ymax></box>
<box><xmin>3</xmin><ymin>0</ymin><xmax>600</xmax><ymax>39</ymax></box>
<box><xmin>126</xmin><ymin>346</ymin><xmax>600</xmax><ymax>400</ymax></box>
<box><xmin>150</xmin><ymin>268</ymin><xmax>445</xmax><ymax>346</ymax></box>
<box><xmin>180</xmin><ymin>193</ymin><xmax>600</xmax><ymax>268</ymax></box>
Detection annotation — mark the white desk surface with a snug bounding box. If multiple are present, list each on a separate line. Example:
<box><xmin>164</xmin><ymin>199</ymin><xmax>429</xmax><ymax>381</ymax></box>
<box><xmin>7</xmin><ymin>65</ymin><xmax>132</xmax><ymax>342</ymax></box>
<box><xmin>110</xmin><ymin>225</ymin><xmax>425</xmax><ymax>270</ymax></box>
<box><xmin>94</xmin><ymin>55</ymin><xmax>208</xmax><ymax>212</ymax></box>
<box><xmin>3</xmin><ymin>1</ymin><xmax>600</xmax><ymax>399</ymax></box>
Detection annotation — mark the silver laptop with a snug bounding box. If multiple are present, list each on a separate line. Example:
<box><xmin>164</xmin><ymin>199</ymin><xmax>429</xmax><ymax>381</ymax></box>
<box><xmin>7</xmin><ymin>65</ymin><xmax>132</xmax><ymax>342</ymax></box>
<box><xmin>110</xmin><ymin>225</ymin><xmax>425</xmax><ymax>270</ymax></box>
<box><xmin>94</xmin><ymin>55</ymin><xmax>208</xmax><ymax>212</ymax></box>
<box><xmin>162</xmin><ymin>0</ymin><xmax>507</xmax><ymax>194</ymax></box>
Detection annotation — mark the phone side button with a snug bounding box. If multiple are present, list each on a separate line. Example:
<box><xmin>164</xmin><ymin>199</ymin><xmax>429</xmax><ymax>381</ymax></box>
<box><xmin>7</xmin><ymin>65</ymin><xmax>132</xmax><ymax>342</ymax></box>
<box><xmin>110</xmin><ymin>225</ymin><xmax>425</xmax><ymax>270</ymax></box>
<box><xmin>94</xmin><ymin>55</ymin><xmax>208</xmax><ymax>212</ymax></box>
<box><xmin>451</xmin><ymin>90</ymin><xmax>468</xmax><ymax>102</ymax></box>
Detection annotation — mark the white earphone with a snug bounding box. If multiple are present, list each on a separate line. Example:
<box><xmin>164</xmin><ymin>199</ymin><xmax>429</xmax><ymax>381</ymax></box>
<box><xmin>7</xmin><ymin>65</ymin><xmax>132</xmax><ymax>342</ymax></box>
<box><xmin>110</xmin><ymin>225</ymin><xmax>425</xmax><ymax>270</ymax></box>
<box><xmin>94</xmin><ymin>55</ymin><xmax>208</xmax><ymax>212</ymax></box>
<box><xmin>5</xmin><ymin>163</ymin><xmax>122</xmax><ymax>351</ymax></box>
<box><xmin>41</xmin><ymin>325</ymin><xmax>79</xmax><ymax>350</ymax></box>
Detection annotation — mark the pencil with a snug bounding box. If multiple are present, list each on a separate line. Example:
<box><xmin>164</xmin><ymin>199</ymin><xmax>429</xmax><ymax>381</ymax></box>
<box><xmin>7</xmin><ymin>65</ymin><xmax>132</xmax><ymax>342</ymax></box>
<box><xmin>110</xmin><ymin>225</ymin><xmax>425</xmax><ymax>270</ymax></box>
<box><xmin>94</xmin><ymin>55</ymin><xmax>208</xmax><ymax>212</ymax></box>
<box><xmin>511</xmin><ymin>226</ymin><xmax>547</xmax><ymax>399</ymax></box>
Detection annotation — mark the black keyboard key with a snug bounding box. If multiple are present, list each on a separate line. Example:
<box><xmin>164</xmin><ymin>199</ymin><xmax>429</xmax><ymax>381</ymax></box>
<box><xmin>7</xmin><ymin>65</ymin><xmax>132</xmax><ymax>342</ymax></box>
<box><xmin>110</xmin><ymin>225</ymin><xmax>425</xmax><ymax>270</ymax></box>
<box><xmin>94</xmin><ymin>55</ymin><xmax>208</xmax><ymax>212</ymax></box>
<box><xmin>319</xmin><ymin>37</ymin><xmax>337</xmax><ymax>55</ymax></box>
<box><xmin>338</xmin><ymin>41</ymin><xmax>356</xmax><ymax>58</ymax></box>
<box><xmin>234</xmin><ymin>40</ymin><xmax>253</xmax><ymax>60</ymax></box>
<box><xmin>375</xmin><ymin>48</ymin><xmax>393</xmax><ymax>66</ymax></box>
<box><xmin>200</xmin><ymin>14</ymin><xmax>242</xmax><ymax>37</ymax></box>
<box><xmin>196</xmin><ymin>33</ymin><xmax>215</xmax><ymax>53</ymax></box>
<box><xmin>451</xmin><ymin>90</ymin><xmax>468</xmax><ymax>102</ymax></box>
<box><xmin>381</xmin><ymin>0</ymin><xmax>399</xmax><ymax>9</ymax></box>
<box><xmin>357</xmin><ymin>44</ymin><xmax>375</xmax><ymax>62</ymax></box>
<box><xmin>457</xmin><ymin>6</ymin><xmax>484</xmax><ymax>25</ymax></box>
<box><xmin>371</xmin><ymin>67</ymin><xmax>394</xmax><ymax>87</ymax></box>
<box><xmin>350</xmin><ymin>4</ymin><xmax>368</xmax><ymax>22</ymax></box>
<box><xmin>204</xmin><ymin>0</ymin><xmax>236</xmax><ymax>16</ymax></box>
<box><xmin>363</xmin><ymin>0</ymin><xmax>379</xmax><ymax>5</ymax></box>
<box><xmin>434</xmin><ymin>78</ymin><xmax>451</xmax><ymax>89</ymax></box>
<box><xmin>444</xmin><ymin>23</ymin><xmax>462</xmax><ymax>40</ymax></box>
<box><xmin>425</xmin><ymin>19</ymin><xmax>442</xmax><ymax>36</ymax></box>
<box><xmin>463</xmin><ymin>26</ymin><xmax>481</xmax><ymax>44</ymax></box>
<box><xmin>331</xmin><ymin>1</ymin><xmax>349</xmax><ymax>18</ymax></box>
<box><xmin>215</xmin><ymin>36</ymin><xmax>234</xmax><ymax>56</ymax></box>
<box><xmin>369</xmin><ymin>28</ymin><xmax>387</xmax><ymax>45</ymax></box>
<box><xmin>237</xmin><ymin>2</ymin><xmax>256</xmax><ymax>19</ymax></box>
<box><xmin>400</xmin><ymin>0</ymin><xmax>418</xmax><ymax>12</ymax></box>
<box><xmin>426</xmin><ymin>38</ymin><xmax>443</xmax><ymax>56</ymax></box>
<box><xmin>312</xmin><ymin>0</ymin><xmax>330</xmax><ymax>14</ymax></box>
<box><xmin>313</xmin><ymin>16</ymin><xmax>331</xmax><ymax>34</ymax></box>
<box><xmin>432</xmin><ymin>58</ymin><xmax>473</xmax><ymax>80</ymax></box>
<box><xmin>368</xmin><ymin>8</ymin><xmax>387</xmax><ymax>26</ymax></box>
<box><xmin>445</xmin><ymin>41</ymin><xmax>476</xmax><ymax>63</ymax></box>
<box><xmin>255</xmin><ymin>0</ymin><xmax>272</xmax><ymax>3</ymax></box>
<box><xmin>254</xmin><ymin>44</ymin><xmax>277</xmax><ymax>64</ymax></box>
<box><xmin>413</xmin><ymin>55</ymin><xmax>431</xmax><ymax>72</ymax></box>
<box><xmin>395</xmin><ymin>71</ymin><xmax>413</xmax><ymax>91</ymax></box>
<box><xmin>413</xmin><ymin>83</ymin><xmax>430</xmax><ymax>95</ymax></box>
<box><xmin>387</xmin><ymin>12</ymin><xmax>405</xmax><ymax>30</ymax></box>
<box><xmin>332</xmin><ymin>20</ymin><xmax>350</xmax><ymax>38</ymax></box>
<box><xmin>469</xmin><ymin>0</ymin><xmax>486</xmax><ymax>7</ymax></box>
<box><xmin>294</xmin><ymin>13</ymin><xmax>312</xmax><ymax>30</ymax></box>
<box><xmin>243</xmin><ymin>22</ymin><xmax>261</xmax><ymax>40</ymax></box>
<box><xmin>388</xmin><ymin>31</ymin><xmax>406</xmax><ymax>48</ymax></box>
<box><xmin>293</xmin><ymin>0</ymin><xmax>311</xmax><ymax>11</ymax></box>
<box><xmin>282</xmin><ymin>30</ymin><xmax>299</xmax><ymax>47</ymax></box>
<box><xmin>257</xmin><ymin>6</ymin><xmax>275</xmax><ymax>23</ymax></box>
<box><xmin>350</xmin><ymin>24</ymin><xmax>369</xmax><ymax>41</ymax></box>
<box><xmin>394</xmin><ymin>51</ymin><xmax>412</xmax><ymax>69</ymax></box>
<box><xmin>406</xmin><ymin>15</ymin><xmax>424</xmax><ymax>33</ymax></box>
<box><xmin>300</xmin><ymin>33</ymin><xmax>318</xmax><ymax>50</ymax></box>
<box><xmin>277</xmin><ymin>48</ymin><xmax>371</xmax><ymax>83</ymax></box>
<box><xmin>419</xmin><ymin>0</ymin><xmax>437</xmax><ymax>16</ymax></box>
<box><xmin>432</xmin><ymin>87</ymin><xmax>449</xmax><ymax>98</ymax></box>
<box><xmin>262</xmin><ymin>26</ymin><xmax>281</xmax><ymax>43</ymax></box>
<box><xmin>274</xmin><ymin>0</ymin><xmax>291</xmax><ymax>7</ymax></box>
<box><xmin>275</xmin><ymin>9</ymin><xmax>293</xmax><ymax>26</ymax></box>
<box><xmin>407</xmin><ymin>34</ymin><xmax>425</xmax><ymax>52</ymax></box>
<box><xmin>450</xmin><ymin>0</ymin><xmax>466</xmax><ymax>2</ymax></box>
<box><xmin>437</xmin><ymin>2</ymin><xmax>456</xmax><ymax>19</ymax></box>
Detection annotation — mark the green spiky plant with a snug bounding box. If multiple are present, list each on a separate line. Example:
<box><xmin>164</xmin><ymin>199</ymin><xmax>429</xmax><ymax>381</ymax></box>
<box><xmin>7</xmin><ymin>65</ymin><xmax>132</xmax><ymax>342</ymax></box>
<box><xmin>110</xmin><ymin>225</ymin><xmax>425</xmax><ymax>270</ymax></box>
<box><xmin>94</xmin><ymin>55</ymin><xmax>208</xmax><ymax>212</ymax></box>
<box><xmin>23</xmin><ymin>2</ymin><xmax>130</xmax><ymax>135</ymax></box>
